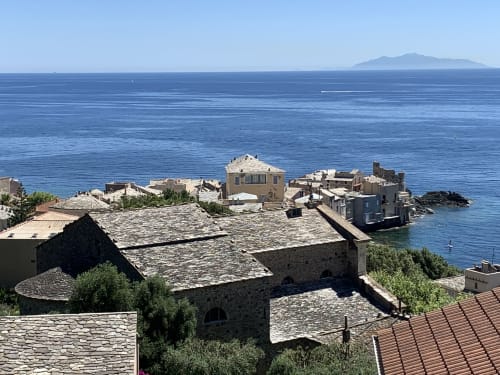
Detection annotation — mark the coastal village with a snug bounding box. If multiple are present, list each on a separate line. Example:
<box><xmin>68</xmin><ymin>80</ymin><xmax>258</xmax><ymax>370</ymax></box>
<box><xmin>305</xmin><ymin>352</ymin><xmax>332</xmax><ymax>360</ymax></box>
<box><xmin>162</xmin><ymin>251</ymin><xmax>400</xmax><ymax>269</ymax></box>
<box><xmin>0</xmin><ymin>156</ymin><xmax>499</xmax><ymax>374</ymax></box>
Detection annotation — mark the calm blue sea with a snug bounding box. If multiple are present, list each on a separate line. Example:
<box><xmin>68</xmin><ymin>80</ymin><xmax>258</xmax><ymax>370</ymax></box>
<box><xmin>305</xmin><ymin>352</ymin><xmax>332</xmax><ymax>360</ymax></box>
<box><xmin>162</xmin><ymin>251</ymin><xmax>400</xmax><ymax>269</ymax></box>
<box><xmin>1</xmin><ymin>70</ymin><xmax>499</xmax><ymax>268</ymax></box>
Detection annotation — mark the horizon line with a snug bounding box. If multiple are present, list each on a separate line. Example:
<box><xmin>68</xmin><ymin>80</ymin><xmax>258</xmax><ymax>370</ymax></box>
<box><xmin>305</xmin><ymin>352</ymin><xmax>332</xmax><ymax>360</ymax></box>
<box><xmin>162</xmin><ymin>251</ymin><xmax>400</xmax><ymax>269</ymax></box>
<box><xmin>0</xmin><ymin>67</ymin><xmax>498</xmax><ymax>74</ymax></box>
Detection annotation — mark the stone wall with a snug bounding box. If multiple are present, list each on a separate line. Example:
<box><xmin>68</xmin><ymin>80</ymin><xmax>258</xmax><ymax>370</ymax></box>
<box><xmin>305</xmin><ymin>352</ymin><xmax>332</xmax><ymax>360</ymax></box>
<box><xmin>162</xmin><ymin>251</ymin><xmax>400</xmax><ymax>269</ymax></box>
<box><xmin>18</xmin><ymin>295</ymin><xmax>68</xmax><ymax>315</ymax></box>
<box><xmin>175</xmin><ymin>277</ymin><xmax>271</xmax><ymax>344</ymax></box>
<box><xmin>36</xmin><ymin>215</ymin><xmax>142</xmax><ymax>280</ymax></box>
<box><xmin>252</xmin><ymin>242</ymin><xmax>349</xmax><ymax>288</ymax></box>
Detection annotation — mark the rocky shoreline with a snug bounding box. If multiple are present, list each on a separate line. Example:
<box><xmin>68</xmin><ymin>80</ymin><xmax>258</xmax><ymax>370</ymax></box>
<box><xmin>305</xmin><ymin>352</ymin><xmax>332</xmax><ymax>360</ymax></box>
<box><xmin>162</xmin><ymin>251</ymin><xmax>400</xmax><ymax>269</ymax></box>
<box><xmin>414</xmin><ymin>191</ymin><xmax>470</xmax><ymax>215</ymax></box>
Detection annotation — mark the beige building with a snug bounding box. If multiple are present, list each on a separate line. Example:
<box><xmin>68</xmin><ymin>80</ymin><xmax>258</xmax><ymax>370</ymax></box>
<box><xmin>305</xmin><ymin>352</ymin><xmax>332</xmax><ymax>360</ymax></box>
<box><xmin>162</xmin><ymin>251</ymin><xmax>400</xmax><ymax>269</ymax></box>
<box><xmin>464</xmin><ymin>260</ymin><xmax>500</xmax><ymax>293</ymax></box>
<box><xmin>0</xmin><ymin>177</ymin><xmax>21</xmax><ymax>195</ymax></box>
<box><xmin>225</xmin><ymin>154</ymin><xmax>285</xmax><ymax>202</ymax></box>
<box><xmin>0</xmin><ymin>211</ymin><xmax>78</xmax><ymax>288</ymax></box>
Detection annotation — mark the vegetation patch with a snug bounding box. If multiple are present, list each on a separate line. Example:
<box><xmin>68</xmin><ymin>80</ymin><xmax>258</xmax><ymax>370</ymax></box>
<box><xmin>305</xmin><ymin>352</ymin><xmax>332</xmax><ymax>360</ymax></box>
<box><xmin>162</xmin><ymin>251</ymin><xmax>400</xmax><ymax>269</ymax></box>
<box><xmin>367</xmin><ymin>243</ymin><xmax>468</xmax><ymax>314</ymax></box>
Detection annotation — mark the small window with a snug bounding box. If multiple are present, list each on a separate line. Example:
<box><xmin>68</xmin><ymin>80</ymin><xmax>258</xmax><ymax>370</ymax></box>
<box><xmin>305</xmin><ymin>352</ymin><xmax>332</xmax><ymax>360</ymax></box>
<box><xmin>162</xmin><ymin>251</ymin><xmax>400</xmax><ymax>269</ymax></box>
<box><xmin>234</xmin><ymin>176</ymin><xmax>240</xmax><ymax>185</ymax></box>
<box><xmin>273</xmin><ymin>175</ymin><xmax>279</xmax><ymax>184</ymax></box>
<box><xmin>281</xmin><ymin>276</ymin><xmax>294</xmax><ymax>285</ymax></box>
<box><xmin>204</xmin><ymin>308</ymin><xmax>227</xmax><ymax>324</ymax></box>
<box><xmin>320</xmin><ymin>270</ymin><xmax>333</xmax><ymax>279</ymax></box>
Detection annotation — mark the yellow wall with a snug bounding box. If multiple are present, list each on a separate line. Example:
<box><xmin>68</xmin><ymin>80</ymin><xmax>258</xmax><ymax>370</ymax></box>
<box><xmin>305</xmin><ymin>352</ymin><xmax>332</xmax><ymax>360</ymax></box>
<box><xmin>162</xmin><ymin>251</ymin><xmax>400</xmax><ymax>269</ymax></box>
<box><xmin>226</xmin><ymin>172</ymin><xmax>285</xmax><ymax>202</ymax></box>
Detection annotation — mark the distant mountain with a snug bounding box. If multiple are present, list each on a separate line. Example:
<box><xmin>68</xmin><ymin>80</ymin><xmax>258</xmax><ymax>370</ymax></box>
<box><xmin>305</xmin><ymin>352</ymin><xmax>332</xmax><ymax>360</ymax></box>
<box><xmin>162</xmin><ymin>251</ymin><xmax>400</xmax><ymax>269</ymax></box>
<box><xmin>353</xmin><ymin>53</ymin><xmax>488</xmax><ymax>70</ymax></box>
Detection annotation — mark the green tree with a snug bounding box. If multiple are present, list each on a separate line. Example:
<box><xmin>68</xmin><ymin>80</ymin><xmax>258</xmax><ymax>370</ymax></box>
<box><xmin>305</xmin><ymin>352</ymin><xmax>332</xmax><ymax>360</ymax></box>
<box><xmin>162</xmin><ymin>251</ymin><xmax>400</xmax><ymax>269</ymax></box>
<box><xmin>68</xmin><ymin>263</ymin><xmax>134</xmax><ymax>313</ymax></box>
<box><xmin>0</xmin><ymin>193</ymin><xmax>10</xmax><ymax>206</ymax></box>
<box><xmin>267</xmin><ymin>343</ymin><xmax>376</xmax><ymax>375</ymax></box>
<box><xmin>135</xmin><ymin>275</ymin><xmax>197</xmax><ymax>373</ymax></box>
<box><xmin>8</xmin><ymin>184</ymin><xmax>33</xmax><ymax>226</ymax></box>
<box><xmin>367</xmin><ymin>243</ymin><xmax>461</xmax><ymax>279</ymax></box>
<box><xmin>159</xmin><ymin>338</ymin><xmax>264</xmax><ymax>375</ymax></box>
<box><xmin>27</xmin><ymin>191</ymin><xmax>57</xmax><ymax>207</ymax></box>
<box><xmin>405</xmin><ymin>247</ymin><xmax>461</xmax><ymax>279</ymax></box>
<box><xmin>370</xmin><ymin>269</ymin><xmax>464</xmax><ymax>314</ymax></box>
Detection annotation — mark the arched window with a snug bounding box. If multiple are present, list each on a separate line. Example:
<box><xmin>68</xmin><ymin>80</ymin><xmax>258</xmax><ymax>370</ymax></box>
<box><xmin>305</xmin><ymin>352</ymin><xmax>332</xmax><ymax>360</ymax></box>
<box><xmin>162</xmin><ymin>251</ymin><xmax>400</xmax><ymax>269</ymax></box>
<box><xmin>281</xmin><ymin>276</ymin><xmax>294</xmax><ymax>285</ymax></box>
<box><xmin>204</xmin><ymin>308</ymin><xmax>227</xmax><ymax>324</ymax></box>
<box><xmin>320</xmin><ymin>270</ymin><xmax>333</xmax><ymax>279</ymax></box>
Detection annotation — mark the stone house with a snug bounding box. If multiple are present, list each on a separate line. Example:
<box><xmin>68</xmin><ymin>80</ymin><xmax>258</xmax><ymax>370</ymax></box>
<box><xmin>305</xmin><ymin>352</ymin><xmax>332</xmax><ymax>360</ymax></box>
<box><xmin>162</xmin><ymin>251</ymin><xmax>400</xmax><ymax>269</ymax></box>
<box><xmin>31</xmin><ymin>202</ymin><xmax>374</xmax><ymax>344</ymax></box>
<box><xmin>0</xmin><ymin>211</ymin><xmax>78</xmax><ymax>288</ymax></box>
<box><xmin>0</xmin><ymin>312</ymin><xmax>138</xmax><ymax>374</ymax></box>
<box><xmin>35</xmin><ymin>204</ymin><xmax>271</xmax><ymax>343</ymax></box>
<box><xmin>225</xmin><ymin>154</ymin><xmax>285</xmax><ymax>202</ymax></box>
<box><xmin>322</xmin><ymin>169</ymin><xmax>364</xmax><ymax>192</ymax></box>
<box><xmin>0</xmin><ymin>176</ymin><xmax>21</xmax><ymax>195</ymax></box>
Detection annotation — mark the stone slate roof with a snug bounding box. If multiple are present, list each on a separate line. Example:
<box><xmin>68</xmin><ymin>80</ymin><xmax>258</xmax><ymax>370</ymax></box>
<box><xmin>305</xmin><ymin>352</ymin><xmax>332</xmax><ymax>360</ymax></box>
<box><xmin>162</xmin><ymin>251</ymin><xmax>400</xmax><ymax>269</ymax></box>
<box><xmin>225</xmin><ymin>154</ymin><xmax>285</xmax><ymax>174</ymax></box>
<box><xmin>374</xmin><ymin>287</ymin><xmax>500</xmax><ymax>375</ymax></box>
<box><xmin>15</xmin><ymin>267</ymin><xmax>75</xmax><ymax>301</ymax></box>
<box><xmin>121</xmin><ymin>237</ymin><xmax>271</xmax><ymax>291</ymax></box>
<box><xmin>270</xmin><ymin>278</ymin><xmax>386</xmax><ymax>343</ymax></box>
<box><xmin>51</xmin><ymin>194</ymin><xmax>110</xmax><ymax>210</ymax></box>
<box><xmin>217</xmin><ymin>208</ymin><xmax>344</xmax><ymax>253</ymax></box>
<box><xmin>90</xmin><ymin>203</ymin><xmax>225</xmax><ymax>249</ymax></box>
<box><xmin>0</xmin><ymin>312</ymin><xmax>137</xmax><ymax>374</ymax></box>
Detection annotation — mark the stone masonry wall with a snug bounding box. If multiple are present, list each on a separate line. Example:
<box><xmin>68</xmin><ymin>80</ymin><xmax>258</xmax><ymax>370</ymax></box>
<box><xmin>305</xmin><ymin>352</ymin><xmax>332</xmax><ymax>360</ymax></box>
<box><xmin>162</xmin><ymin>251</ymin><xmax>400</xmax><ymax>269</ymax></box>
<box><xmin>36</xmin><ymin>215</ymin><xmax>142</xmax><ymax>280</ymax></box>
<box><xmin>18</xmin><ymin>295</ymin><xmax>68</xmax><ymax>315</ymax></box>
<box><xmin>252</xmin><ymin>242</ymin><xmax>349</xmax><ymax>288</ymax></box>
<box><xmin>175</xmin><ymin>277</ymin><xmax>271</xmax><ymax>344</ymax></box>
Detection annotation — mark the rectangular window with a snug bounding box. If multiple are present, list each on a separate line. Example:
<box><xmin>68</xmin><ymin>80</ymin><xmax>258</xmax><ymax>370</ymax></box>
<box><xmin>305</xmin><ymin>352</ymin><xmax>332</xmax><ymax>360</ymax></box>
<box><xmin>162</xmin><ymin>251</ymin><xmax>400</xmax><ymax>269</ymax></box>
<box><xmin>245</xmin><ymin>174</ymin><xmax>266</xmax><ymax>184</ymax></box>
<box><xmin>234</xmin><ymin>176</ymin><xmax>240</xmax><ymax>185</ymax></box>
<box><xmin>273</xmin><ymin>175</ymin><xmax>279</xmax><ymax>184</ymax></box>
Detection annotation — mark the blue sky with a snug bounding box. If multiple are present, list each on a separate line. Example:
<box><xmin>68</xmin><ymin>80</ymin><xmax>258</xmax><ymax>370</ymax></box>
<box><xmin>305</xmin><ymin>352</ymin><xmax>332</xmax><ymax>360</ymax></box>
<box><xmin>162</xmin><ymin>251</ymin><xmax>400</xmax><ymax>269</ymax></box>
<box><xmin>1</xmin><ymin>0</ymin><xmax>499</xmax><ymax>72</ymax></box>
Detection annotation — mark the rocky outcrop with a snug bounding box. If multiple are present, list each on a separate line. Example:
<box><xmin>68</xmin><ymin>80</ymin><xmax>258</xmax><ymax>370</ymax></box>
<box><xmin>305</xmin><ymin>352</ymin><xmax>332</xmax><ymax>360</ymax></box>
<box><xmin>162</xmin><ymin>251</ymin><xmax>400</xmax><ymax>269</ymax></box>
<box><xmin>414</xmin><ymin>191</ymin><xmax>470</xmax><ymax>214</ymax></box>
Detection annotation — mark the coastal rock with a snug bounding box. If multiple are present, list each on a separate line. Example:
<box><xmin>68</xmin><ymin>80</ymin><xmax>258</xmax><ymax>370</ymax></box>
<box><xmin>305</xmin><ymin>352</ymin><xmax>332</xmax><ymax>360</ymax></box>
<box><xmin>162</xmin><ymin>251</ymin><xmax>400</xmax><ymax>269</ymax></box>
<box><xmin>414</xmin><ymin>191</ymin><xmax>470</xmax><ymax>213</ymax></box>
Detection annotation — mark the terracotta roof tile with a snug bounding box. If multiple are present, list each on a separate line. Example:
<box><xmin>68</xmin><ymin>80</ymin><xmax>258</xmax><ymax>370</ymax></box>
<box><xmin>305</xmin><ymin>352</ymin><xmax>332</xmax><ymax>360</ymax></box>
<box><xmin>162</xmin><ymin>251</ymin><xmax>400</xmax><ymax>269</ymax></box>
<box><xmin>374</xmin><ymin>287</ymin><xmax>500</xmax><ymax>375</ymax></box>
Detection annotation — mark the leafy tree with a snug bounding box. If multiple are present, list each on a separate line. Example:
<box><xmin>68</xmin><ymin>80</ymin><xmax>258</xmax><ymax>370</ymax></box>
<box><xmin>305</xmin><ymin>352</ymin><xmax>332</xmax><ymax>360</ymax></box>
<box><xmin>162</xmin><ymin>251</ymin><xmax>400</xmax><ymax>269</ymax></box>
<box><xmin>0</xmin><ymin>193</ymin><xmax>10</xmax><ymax>206</ymax></box>
<box><xmin>158</xmin><ymin>338</ymin><xmax>264</xmax><ymax>375</ymax></box>
<box><xmin>370</xmin><ymin>269</ymin><xmax>464</xmax><ymax>314</ymax></box>
<box><xmin>68</xmin><ymin>263</ymin><xmax>134</xmax><ymax>313</ymax></box>
<box><xmin>27</xmin><ymin>191</ymin><xmax>57</xmax><ymax>207</ymax></box>
<box><xmin>267</xmin><ymin>343</ymin><xmax>376</xmax><ymax>375</ymax></box>
<box><xmin>135</xmin><ymin>275</ymin><xmax>197</xmax><ymax>373</ymax></box>
<box><xmin>367</xmin><ymin>243</ymin><xmax>461</xmax><ymax>279</ymax></box>
<box><xmin>8</xmin><ymin>184</ymin><xmax>33</xmax><ymax>226</ymax></box>
<box><xmin>405</xmin><ymin>247</ymin><xmax>461</xmax><ymax>279</ymax></box>
<box><xmin>367</xmin><ymin>243</ymin><xmax>419</xmax><ymax>276</ymax></box>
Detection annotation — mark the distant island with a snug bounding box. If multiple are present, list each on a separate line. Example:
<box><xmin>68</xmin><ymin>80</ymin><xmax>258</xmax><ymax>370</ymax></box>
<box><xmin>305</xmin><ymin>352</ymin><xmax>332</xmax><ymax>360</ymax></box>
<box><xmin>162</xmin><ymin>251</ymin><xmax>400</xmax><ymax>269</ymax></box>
<box><xmin>353</xmin><ymin>53</ymin><xmax>489</xmax><ymax>70</ymax></box>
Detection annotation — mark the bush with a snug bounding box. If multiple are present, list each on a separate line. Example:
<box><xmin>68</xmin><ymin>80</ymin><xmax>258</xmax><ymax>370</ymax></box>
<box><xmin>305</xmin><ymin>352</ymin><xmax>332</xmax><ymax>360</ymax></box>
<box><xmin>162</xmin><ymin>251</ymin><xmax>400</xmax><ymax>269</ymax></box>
<box><xmin>68</xmin><ymin>263</ymin><xmax>134</xmax><ymax>313</ymax></box>
<box><xmin>0</xmin><ymin>288</ymin><xmax>19</xmax><ymax>316</ymax></box>
<box><xmin>367</xmin><ymin>243</ymin><xmax>461</xmax><ymax>279</ymax></box>
<box><xmin>197</xmin><ymin>200</ymin><xmax>234</xmax><ymax>216</ymax></box>
<box><xmin>119</xmin><ymin>189</ymin><xmax>194</xmax><ymax>209</ymax></box>
<box><xmin>370</xmin><ymin>270</ymin><xmax>460</xmax><ymax>314</ymax></box>
<box><xmin>267</xmin><ymin>343</ymin><xmax>376</xmax><ymax>375</ymax></box>
<box><xmin>159</xmin><ymin>338</ymin><xmax>264</xmax><ymax>375</ymax></box>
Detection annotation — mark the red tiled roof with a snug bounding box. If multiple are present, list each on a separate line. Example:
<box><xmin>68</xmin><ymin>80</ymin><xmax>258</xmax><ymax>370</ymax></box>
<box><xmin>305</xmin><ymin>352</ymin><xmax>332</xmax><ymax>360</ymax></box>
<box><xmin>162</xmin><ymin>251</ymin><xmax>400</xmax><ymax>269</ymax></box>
<box><xmin>374</xmin><ymin>287</ymin><xmax>500</xmax><ymax>375</ymax></box>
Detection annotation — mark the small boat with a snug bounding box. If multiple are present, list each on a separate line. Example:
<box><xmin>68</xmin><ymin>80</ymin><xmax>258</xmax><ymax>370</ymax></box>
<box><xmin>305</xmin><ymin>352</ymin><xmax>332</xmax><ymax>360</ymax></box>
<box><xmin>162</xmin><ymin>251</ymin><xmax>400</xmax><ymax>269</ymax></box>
<box><xmin>425</xmin><ymin>207</ymin><xmax>435</xmax><ymax>214</ymax></box>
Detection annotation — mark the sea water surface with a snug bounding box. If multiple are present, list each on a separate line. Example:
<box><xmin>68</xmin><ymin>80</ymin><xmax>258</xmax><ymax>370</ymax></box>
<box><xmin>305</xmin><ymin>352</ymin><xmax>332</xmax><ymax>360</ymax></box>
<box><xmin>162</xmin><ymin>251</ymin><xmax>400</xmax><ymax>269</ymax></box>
<box><xmin>1</xmin><ymin>70</ymin><xmax>499</xmax><ymax>268</ymax></box>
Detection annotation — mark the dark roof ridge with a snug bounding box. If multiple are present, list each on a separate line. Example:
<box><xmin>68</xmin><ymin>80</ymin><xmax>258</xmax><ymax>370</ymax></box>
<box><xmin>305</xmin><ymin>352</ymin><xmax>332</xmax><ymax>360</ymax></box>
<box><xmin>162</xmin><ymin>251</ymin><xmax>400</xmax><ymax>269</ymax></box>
<box><xmin>119</xmin><ymin>232</ymin><xmax>228</xmax><ymax>250</ymax></box>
